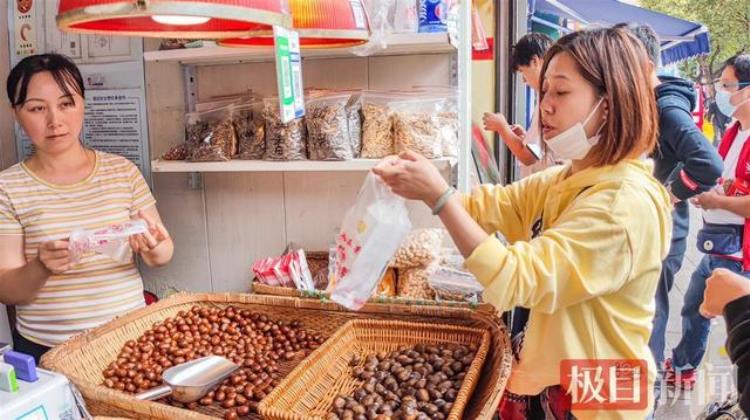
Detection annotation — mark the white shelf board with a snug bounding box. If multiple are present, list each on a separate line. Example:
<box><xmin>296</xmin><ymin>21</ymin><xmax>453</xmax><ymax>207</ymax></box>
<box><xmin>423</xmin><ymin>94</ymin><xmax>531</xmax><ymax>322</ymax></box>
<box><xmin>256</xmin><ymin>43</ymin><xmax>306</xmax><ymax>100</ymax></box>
<box><xmin>151</xmin><ymin>158</ymin><xmax>454</xmax><ymax>173</ymax></box>
<box><xmin>144</xmin><ymin>33</ymin><xmax>455</xmax><ymax>65</ymax></box>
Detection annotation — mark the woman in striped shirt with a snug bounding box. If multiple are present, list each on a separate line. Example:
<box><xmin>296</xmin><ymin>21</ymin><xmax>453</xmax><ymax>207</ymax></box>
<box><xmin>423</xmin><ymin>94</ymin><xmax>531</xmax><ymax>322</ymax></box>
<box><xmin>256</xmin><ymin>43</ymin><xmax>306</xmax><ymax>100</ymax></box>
<box><xmin>0</xmin><ymin>54</ymin><xmax>174</xmax><ymax>362</ymax></box>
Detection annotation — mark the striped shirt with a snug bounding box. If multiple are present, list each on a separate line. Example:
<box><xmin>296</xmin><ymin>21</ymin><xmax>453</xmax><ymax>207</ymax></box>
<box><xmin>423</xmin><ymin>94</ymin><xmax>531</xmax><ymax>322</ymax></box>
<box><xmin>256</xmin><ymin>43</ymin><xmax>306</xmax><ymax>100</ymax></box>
<box><xmin>0</xmin><ymin>151</ymin><xmax>154</xmax><ymax>346</ymax></box>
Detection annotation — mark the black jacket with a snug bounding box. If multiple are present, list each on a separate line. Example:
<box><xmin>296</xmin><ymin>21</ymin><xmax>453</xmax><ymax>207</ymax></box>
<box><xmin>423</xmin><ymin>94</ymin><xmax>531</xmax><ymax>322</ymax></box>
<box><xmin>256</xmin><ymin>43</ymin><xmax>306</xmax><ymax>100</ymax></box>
<box><xmin>725</xmin><ymin>295</ymin><xmax>750</xmax><ymax>416</ymax></box>
<box><xmin>652</xmin><ymin>76</ymin><xmax>723</xmax><ymax>200</ymax></box>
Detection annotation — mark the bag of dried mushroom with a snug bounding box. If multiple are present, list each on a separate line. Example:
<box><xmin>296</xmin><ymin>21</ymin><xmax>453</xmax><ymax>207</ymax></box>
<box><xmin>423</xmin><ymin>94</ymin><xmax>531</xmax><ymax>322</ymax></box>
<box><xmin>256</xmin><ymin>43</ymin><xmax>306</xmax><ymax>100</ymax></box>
<box><xmin>391</xmin><ymin>98</ymin><xmax>446</xmax><ymax>159</ymax></box>
<box><xmin>235</xmin><ymin>101</ymin><xmax>266</xmax><ymax>160</ymax></box>
<box><xmin>305</xmin><ymin>94</ymin><xmax>355</xmax><ymax>160</ymax></box>
<box><xmin>185</xmin><ymin>105</ymin><xmax>237</xmax><ymax>162</ymax></box>
<box><xmin>263</xmin><ymin>98</ymin><xmax>307</xmax><ymax>161</ymax></box>
<box><xmin>360</xmin><ymin>93</ymin><xmax>397</xmax><ymax>159</ymax></box>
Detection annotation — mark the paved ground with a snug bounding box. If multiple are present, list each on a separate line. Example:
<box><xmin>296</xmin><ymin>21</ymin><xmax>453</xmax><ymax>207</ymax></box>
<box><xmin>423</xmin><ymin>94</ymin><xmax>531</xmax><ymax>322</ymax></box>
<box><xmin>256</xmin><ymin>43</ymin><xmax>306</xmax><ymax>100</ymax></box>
<box><xmin>655</xmin><ymin>205</ymin><xmax>738</xmax><ymax>419</ymax></box>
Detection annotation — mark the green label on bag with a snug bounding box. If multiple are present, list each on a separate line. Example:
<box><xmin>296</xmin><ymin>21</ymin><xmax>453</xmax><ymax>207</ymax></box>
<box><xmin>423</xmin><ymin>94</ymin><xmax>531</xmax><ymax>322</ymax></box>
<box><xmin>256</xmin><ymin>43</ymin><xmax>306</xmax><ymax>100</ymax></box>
<box><xmin>274</xmin><ymin>26</ymin><xmax>305</xmax><ymax>123</ymax></box>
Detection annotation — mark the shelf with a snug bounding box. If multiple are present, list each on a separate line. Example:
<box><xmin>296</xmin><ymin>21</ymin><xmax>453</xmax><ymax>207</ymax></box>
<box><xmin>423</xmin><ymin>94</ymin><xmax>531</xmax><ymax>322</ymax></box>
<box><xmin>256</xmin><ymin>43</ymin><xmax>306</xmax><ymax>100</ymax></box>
<box><xmin>151</xmin><ymin>158</ymin><xmax>454</xmax><ymax>173</ymax></box>
<box><xmin>143</xmin><ymin>33</ymin><xmax>455</xmax><ymax>65</ymax></box>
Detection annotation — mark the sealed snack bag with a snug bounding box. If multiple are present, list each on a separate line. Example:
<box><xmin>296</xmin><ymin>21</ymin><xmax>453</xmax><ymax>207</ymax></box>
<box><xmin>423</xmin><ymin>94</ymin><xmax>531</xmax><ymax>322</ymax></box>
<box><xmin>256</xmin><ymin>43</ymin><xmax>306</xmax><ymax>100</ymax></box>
<box><xmin>69</xmin><ymin>220</ymin><xmax>148</xmax><ymax>264</ymax></box>
<box><xmin>185</xmin><ymin>106</ymin><xmax>237</xmax><ymax>162</ymax></box>
<box><xmin>330</xmin><ymin>173</ymin><xmax>412</xmax><ymax>310</ymax></box>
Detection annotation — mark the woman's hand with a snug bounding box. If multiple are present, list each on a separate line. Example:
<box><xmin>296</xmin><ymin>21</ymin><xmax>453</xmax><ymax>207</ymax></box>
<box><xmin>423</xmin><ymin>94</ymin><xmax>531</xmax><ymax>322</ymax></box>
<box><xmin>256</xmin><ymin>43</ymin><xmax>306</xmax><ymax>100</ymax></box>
<box><xmin>691</xmin><ymin>190</ymin><xmax>725</xmax><ymax>210</ymax></box>
<box><xmin>129</xmin><ymin>209</ymin><xmax>170</xmax><ymax>255</ymax></box>
<box><xmin>37</xmin><ymin>240</ymin><xmax>71</xmax><ymax>274</ymax></box>
<box><xmin>372</xmin><ymin>150</ymin><xmax>449</xmax><ymax>206</ymax></box>
<box><xmin>700</xmin><ymin>268</ymin><xmax>750</xmax><ymax>318</ymax></box>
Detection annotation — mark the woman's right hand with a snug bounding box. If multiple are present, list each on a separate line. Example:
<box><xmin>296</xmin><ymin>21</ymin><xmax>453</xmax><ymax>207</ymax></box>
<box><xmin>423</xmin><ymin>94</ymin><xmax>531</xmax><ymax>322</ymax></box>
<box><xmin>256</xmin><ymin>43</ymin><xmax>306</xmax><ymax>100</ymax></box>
<box><xmin>37</xmin><ymin>240</ymin><xmax>71</xmax><ymax>274</ymax></box>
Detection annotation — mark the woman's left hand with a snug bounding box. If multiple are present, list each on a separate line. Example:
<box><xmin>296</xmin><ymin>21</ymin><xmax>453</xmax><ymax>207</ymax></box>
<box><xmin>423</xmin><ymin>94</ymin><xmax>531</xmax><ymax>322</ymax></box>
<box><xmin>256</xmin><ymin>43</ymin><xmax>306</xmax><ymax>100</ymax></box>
<box><xmin>130</xmin><ymin>209</ymin><xmax>170</xmax><ymax>255</ymax></box>
<box><xmin>372</xmin><ymin>150</ymin><xmax>449</xmax><ymax>206</ymax></box>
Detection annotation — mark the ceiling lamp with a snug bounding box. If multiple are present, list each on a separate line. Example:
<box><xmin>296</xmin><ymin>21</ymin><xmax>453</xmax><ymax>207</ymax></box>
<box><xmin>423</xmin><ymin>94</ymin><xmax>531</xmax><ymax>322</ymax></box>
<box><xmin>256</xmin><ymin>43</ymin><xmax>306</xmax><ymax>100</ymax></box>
<box><xmin>57</xmin><ymin>0</ymin><xmax>292</xmax><ymax>39</ymax></box>
<box><xmin>218</xmin><ymin>0</ymin><xmax>369</xmax><ymax>49</ymax></box>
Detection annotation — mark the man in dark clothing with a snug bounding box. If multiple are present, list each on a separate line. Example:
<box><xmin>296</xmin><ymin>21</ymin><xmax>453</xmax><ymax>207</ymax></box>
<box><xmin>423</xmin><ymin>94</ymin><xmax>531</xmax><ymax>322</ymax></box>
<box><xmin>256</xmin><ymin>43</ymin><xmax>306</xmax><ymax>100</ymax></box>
<box><xmin>618</xmin><ymin>23</ymin><xmax>724</xmax><ymax>387</ymax></box>
<box><xmin>700</xmin><ymin>268</ymin><xmax>750</xmax><ymax>416</ymax></box>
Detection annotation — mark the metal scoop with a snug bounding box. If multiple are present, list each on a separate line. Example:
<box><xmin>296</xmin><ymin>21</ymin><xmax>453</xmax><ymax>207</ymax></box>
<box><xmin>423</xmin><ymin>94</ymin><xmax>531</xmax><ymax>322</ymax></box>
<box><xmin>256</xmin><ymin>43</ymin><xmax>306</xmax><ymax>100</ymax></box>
<box><xmin>135</xmin><ymin>356</ymin><xmax>239</xmax><ymax>403</ymax></box>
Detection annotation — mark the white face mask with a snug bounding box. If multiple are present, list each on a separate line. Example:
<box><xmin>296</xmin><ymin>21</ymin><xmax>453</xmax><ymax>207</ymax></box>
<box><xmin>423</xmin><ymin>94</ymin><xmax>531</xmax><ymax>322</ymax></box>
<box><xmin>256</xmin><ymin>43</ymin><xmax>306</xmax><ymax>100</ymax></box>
<box><xmin>545</xmin><ymin>97</ymin><xmax>605</xmax><ymax>160</ymax></box>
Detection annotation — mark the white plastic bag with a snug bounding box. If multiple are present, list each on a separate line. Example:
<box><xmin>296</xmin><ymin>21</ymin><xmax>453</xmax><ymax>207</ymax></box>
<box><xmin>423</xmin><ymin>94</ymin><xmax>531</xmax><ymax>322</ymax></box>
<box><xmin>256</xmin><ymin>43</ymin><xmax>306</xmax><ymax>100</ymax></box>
<box><xmin>330</xmin><ymin>173</ymin><xmax>412</xmax><ymax>310</ymax></box>
<box><xmin>69</xmin><ymin>220</ymin><xmax>148</xmax><ymax>264</ymax></box>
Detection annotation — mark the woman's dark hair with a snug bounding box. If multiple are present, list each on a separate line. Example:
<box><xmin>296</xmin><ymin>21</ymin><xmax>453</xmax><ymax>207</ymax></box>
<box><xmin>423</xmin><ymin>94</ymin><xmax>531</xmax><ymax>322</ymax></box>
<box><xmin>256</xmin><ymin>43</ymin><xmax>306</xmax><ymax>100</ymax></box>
<box><xmin>6</xmin><ymin>53</ymin><xmax>84</xmax><ymax>107</ymax></box>
<box><xmin>724</xmin><ymin>54</ymin><xmax>750</xmax><ymax>84</ymax></box>
<box><xmin>539</xmin><ymin>27</ymin><xmax>659</xmax><ymax>167</ymax></box>
<box><xmin>511</xmin><ymin>33</ymin><xmax>553</xmax><ymax>71</ymax></box>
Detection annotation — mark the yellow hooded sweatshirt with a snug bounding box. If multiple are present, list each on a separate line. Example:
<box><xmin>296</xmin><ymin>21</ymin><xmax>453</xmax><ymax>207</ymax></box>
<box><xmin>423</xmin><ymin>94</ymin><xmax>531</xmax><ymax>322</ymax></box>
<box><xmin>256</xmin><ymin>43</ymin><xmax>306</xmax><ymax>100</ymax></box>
<box><xmin>462</xmin><ymin>159</ymin><xmax>672</xmax><ymax>419</ymax></box>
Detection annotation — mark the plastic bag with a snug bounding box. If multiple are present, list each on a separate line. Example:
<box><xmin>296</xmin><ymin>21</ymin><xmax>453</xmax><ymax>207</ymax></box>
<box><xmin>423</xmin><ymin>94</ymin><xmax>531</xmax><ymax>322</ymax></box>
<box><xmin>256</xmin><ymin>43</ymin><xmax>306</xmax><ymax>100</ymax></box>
<box><xmin>397</xmin><ymin>266</ymin><xmax>435</xmax><ymax>300</ymax></box>
<box><xmin>375</xmin><ymin>267</ymin><xmax>398</xmax><ymax>297</ymax></box>
<box><xmin>360</xmin><ymin>93</ymin><xmax>396</xmax><ymax>158</ymax></box>
<box><xmin>428</xmin><ymin>266</ymin><xmax>483</xmax><ymax>303</ymax></box>
<box><xmin>393</xmin><ymin>0</ymin><xmax>418</xmax><ymax>33</ymax></box>
<box><xmin>392</xmin><ymin>228</ymin><xmax>444</xmax><ymax>269</ymax></box>
<box><xmin>263</xmin><ymin>98</ymin><xmax>307</xmax><ymax>161</ymax></box>
<box><xmin>161</xmin><ymin>143</ymin><xmax>189</xmax><ymax>160</ymax></box>
<box><xmin>346</xmin><ymin>93</ymin><xmax>363</xmax><ymax>158</ymax></box>
<box><xmin>391</xmin><ymin>98</ymin><xmax>445</xmax><ymax>158</ymax></box>
<box><xmin>235</xmin><ymin>101</ymin><xmax>266</xmax><ymax>160</ymax></box>
<box><xmin>410</xmin><ymin>87</ymin><xmax>459</xmax><ymax>158</ymax></box>
<box><xmin>69</xmin><ymin>220</ymin><xmax>148</xmax><ymax>264</ymax></box>
<box><xmin>305</xmin><ymin>94</ymin><xmax>354</xmax><ymax>160</ymax></box>
<box><xmin>352</xmin><ymin>0</ymin><xmax>396</xmax><ymax>57</ymax></box>
<box><xmin>185</xmin><ymin>106</ymin><xmax>237</xmax><ymax>162</ymax></box>
<box><xmin>330</xmin><ymin>173</ymin><xmax>412</xmax><ymax>310</ymax></box>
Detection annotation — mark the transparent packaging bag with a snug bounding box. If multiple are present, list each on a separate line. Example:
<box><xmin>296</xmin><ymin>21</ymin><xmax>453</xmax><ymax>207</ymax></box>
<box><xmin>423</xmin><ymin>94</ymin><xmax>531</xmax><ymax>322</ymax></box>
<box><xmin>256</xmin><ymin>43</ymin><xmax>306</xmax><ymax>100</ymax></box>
<box><xmin>428</xmin><ymin>266</ymin><xmax>483</xmax><ymax>303</ymax></box>
<box><xmin>410</xmin><ymin>86</ymin><xmax>459</xmax><ymax>158</ymax></box>
<box><xmin>330</xmin><ymin>173</ymin><xmax>412</xmax><ymax>310</ymax></box>
<box><xmin>185</xmin><ymin>106</ymin><xmax>237</xmax><ymax>162</ymax></box>
<box><xmin>263</xmin><ymin>98</ymin><xmax>307</xmax><ymax>161</ymax></box>
<box><xmin>69</xmin><ymin>220</ymin><xmax>148</xmax><ymax>264</ymax></box>
<box><xmin>305</xmin><ymin>94</ymin><xmax>354</xmax><ymax>161</ymax></box>
<box><xmin>392</xmin><ymin>228</ymin><xmax>445</xmax><ymax>269</ymax></box>
<box><xmin>235</xmin><ymin>101</ymin><xmax>266</xmax><ymax>160</ymax></box>
<box><xmin>352</xmin><ymin>0</ymin><xmax>396</xmax><ymax>57</ymax></box>
<box><xmin>346</xmin><ymin>93</ymin><xmax>363</xmax><ymax>158</ymax></box>
<box><xmin>360</xmin><ymin>92</ymin><xmax>397</xmax><ymax>158</ymax></box>
<box><xmin>391</xmin><ymin>98</ymin><xmax>446</xmax><ymax>159</ymax></box>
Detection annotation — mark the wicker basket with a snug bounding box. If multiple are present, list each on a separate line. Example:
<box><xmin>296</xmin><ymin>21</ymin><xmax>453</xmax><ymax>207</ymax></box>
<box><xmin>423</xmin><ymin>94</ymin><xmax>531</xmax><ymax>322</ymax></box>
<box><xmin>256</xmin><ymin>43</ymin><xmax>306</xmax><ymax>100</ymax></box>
<box><xmin>259</xmin><ymin>319</ymin><xmax>490</xmax><ymax>420</ymax></box>
<box><xmin>251</xmin><ymin>283</ymin><xmax>492</xmax><ymax>311</ymax></box>
<box><xmin>40</xmin><ymin>293</ymin><xmax>511</xmax><ymax>420</ymax></box>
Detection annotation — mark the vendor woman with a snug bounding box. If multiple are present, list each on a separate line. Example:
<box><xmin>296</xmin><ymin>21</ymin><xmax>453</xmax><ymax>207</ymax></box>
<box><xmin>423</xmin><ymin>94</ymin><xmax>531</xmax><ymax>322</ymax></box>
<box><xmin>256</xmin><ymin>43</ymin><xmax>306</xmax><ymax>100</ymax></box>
<box><xmin>375</xmin><ymin>27</ymin><xmax>671</xmax><ymax>419</ymax></box>
<box><xmin>0</xmin><ymin>54</ymin><xmax>173</xmax><ymax>362</ymax></box>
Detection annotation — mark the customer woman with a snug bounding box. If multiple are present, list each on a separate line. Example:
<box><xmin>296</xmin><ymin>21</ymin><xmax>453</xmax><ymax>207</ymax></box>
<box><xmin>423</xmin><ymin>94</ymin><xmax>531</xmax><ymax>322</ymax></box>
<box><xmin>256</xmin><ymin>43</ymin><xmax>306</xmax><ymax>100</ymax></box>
<box><xmin>374</xmin><ymin>27</ymin><xmax>671</xmax><ymax>419</ymax></box>
<box><xmin>0</xmin><ymin>54</ymin><xmax>174</xmax><ymax>361</ymax></box>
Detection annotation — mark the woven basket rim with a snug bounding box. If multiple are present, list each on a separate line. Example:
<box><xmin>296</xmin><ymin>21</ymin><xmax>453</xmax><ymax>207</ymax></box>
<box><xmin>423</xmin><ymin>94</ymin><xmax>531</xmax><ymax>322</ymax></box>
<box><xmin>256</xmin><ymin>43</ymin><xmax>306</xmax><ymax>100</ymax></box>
<box><xmin>41</xmin><ymin>292</ymin><xmax>512</xmax><ymax>420</ymax></box>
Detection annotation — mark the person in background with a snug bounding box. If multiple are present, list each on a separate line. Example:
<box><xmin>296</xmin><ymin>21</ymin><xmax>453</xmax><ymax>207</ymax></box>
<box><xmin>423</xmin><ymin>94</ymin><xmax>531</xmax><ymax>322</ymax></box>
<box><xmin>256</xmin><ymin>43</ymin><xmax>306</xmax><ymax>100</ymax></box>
<box><xmin>0</xmin><ymin>54</ymin><xmax>174</xmax><ymax>362</ymax></box>
<box><xmin>375</xmin><ymin>27</ymin><xmax>671</xmax><ymax>419</ymax></box>
<box><xmin>482</xmin><ymin>33</ymin><xmax>554</xmax><ymax>179</ymax></box>
<box><xmin>700</xmin><ymin>268</ymin><xmax>750</xmax><ymax>417</ymax></box>
<box><xmin>614</xmin><ymin>23</ymin><xmax>724</xmax><ymax>393</ymax></box>
<box><xmin>669</xmin><ymin>54</ymin><xmax>750</xmax><ymax>389</ymax></box>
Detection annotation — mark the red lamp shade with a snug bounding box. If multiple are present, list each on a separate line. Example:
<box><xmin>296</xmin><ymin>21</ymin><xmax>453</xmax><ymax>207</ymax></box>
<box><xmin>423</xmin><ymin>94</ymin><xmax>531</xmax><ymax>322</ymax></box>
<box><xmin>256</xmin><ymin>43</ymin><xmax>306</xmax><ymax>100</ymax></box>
<box><xmin>57</xmin><ymin>0</ymin><xmax>292</xmax><ymax>38</ymax></box>
<box><xmin>218</xmin><ymin>0</ymin><xmax>369</xmax><ymax>49</ymax></box>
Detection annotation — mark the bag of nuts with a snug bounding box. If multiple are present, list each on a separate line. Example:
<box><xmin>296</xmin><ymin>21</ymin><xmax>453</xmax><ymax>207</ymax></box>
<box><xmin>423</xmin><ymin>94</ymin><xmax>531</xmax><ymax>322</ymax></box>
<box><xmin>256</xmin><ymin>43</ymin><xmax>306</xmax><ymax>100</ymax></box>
<box><xmin>360</xmin><ymin>93</ymin><xmax>397</xmax><ymax>159</ymax></box>
<box><xmin>235</xmin><ymin>101</ymin><xmax>266</xmax><ymax>160</ymax></box>
<box><xmin>392</xmin><ymin>228</ymin><xmax>445</xmax><ymax>269</ymax></box>
<box><xmin>305</xmin><ymin>94</ymin><xmax>355</xmax><ymax>161</ymax></box>
<box><xmin>397</xmin><ymin>266</ymin><xmax>436</xmax><ymax>300</ymax></box>
<box><xmin>346</xmin><ymin>93</ymin><xmax>363</xmax><ymax>158</ymax></box>
<box><xmin>391</xmin><ymin>98</ymin><xmax>446</xmax><ymax>159</ymax></box>
<box><xmin>185</xmin><ymin>106</ymin><xmax>237</xmax><ymax>162</ymax></box>
<box><xmin>263</xmin><ymin>98</ymin><xmax>307</xmax><ymax>161</ymax></box>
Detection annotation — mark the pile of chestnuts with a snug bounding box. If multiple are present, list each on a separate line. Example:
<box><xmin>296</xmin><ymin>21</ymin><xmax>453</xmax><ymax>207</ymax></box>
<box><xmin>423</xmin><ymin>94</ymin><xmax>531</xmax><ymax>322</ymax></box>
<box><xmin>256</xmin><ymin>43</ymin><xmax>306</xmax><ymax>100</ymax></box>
<box><xmin>101</xmin><ymin>305</ymin><xmax>326</xmax><ymax>419</ymax></box>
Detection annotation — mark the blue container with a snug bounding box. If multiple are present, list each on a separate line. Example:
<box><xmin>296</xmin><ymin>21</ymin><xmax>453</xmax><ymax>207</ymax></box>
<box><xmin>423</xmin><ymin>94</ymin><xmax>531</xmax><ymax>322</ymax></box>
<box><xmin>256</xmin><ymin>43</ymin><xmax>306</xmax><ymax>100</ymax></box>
<box><xmin>418</xmin><ymin>0</ymin><xmax>447</xmax><ymax>33</ymax></box>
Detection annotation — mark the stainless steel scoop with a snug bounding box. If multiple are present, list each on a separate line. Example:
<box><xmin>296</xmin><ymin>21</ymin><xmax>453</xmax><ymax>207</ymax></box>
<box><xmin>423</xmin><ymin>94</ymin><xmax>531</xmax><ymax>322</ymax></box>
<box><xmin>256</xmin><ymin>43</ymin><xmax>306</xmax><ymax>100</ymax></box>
<box><xmin>134</xmin><ymin>356</ymin><xmax>239</xmax><ymax>403</ymax></box>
